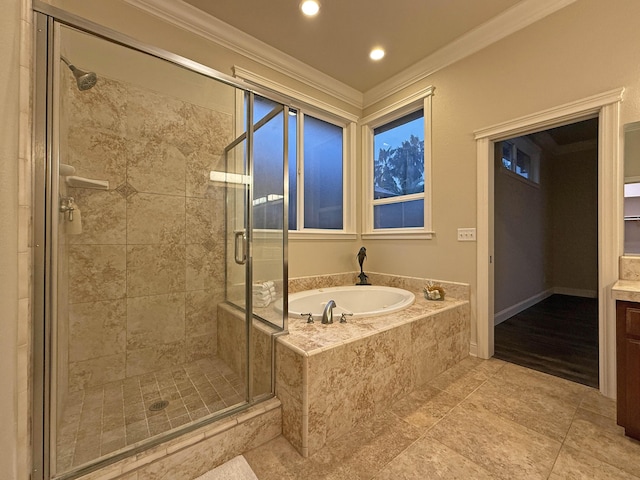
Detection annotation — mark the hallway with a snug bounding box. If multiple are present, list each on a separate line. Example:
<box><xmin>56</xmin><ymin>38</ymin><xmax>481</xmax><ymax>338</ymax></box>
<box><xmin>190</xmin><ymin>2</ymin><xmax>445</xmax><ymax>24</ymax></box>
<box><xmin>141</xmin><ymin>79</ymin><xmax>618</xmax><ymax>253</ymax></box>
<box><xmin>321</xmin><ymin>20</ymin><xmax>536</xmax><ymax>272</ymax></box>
<box><xmin>494</xmin><ymin>294</ymin><xmax>598</xmax><ymax>388</ymax></box>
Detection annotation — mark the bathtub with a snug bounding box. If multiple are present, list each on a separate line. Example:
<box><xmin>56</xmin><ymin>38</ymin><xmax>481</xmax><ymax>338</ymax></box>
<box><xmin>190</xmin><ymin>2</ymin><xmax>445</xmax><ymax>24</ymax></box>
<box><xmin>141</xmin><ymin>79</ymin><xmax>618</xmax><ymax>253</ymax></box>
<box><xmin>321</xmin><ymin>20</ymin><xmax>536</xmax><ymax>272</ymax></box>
<box><xmin>276</xmin><ymin>285</ymin><xmax>415</xmax><ymax>319</ymax></box>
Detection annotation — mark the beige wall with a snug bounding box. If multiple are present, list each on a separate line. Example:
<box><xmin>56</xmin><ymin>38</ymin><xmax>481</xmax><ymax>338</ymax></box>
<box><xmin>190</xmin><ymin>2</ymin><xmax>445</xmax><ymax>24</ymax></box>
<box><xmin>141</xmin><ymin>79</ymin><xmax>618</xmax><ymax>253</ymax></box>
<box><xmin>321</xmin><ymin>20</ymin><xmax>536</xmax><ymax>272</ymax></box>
<box><xmin>1</xmin><ymin>0</ymin><xmax>27</xmax><ymax>477</ymax></box>
<box><xmin>494</xmin><ymin>143</ymin><xmax>552</xmax><ymax>313</ymax></box>
<box><xmin>551</xmin><ymin>147</ymin><xmax>599</xmax><ymax>293</ymax></box>
<box><xmin>0</xmin><ymin>0</ymin><xmax>20</xmax><ymax>476</ymax></box>
<box><xmin>494</xmin><ymin>139</ymin><xmax>598</xmax><ymax>314</ymax></box>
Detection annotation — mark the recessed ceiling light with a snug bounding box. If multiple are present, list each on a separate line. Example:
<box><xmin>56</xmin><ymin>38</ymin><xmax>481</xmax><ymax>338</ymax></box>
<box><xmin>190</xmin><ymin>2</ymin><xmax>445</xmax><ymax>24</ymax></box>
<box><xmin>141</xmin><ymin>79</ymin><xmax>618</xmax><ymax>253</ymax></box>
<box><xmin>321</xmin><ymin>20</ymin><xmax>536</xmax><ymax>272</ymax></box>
<box><xmin>300</xmin><ymin>0</ymin><xmax>320</xmax><ymax>16</ymax></box>
<box><xmin>370</xmin><ymin>48</ymin><xmax>385</xmax><ymax>61</ymax></box>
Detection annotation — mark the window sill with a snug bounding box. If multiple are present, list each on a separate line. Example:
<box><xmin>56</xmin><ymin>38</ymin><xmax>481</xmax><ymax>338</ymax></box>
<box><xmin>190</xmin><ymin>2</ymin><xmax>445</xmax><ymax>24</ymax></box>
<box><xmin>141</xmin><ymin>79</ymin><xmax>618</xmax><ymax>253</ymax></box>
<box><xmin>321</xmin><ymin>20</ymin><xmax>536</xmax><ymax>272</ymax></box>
<box><xmin>288</xmin><ymin>230</ymin><xmax>357</xmax><ymax>241</ymax></box>
<box><xmin>361</xmin><ymin>230</ymin><xmax>434</xmax><ymax>240</ymax></box>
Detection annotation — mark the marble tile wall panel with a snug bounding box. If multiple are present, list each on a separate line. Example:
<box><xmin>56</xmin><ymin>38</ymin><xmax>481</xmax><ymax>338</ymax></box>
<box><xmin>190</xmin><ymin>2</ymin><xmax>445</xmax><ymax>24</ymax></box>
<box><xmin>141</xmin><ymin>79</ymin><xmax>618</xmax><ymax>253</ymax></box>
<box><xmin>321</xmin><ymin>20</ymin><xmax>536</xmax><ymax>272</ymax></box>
<box><xmin>127</xmin><ymin>293</ymin><xmax>186</xmax><ymax>349</ymax></box>
<box><xmin>67</xmin><ymin>189</ymin><xmax>126</xmax><ymax>245</ymax></box>
<box><xmin>288</xmin><ymin>272</ymin><xmax>355</xmax><ymax>293</ymax></box>
<box><xmin>276</xmin><ymin>386</ymin><xmax>304</xmax><ymax>453</ymax></box>
<box><xmin>187</xmin><ymin>152</ymin><xmax>226</xmax><ymax>198</ymax></box>
<box><xmin>68</xmin><ymin>245</ymin><xmax>127</xmax><ymax>303</ymax></box>
<box><xmin>126</xmin><ymin>193</ymin><xmax>185</xmax><ymax>245</ymax></box>
<box><xmin>66</xmin><ymin>76</ymin><xmax>128</xmax><ymax>136</ymax></box>
<box><xmin>289</xmin><ymin>272</ymin><xmax>470</xmax><ymax>301</ymax></box>
<box><xmin>68</xmin><ymin>299</ymin><xmax>126</xmax><ymax>363</ymax></box>
<box><xmin>69</xmin><ymin>353</ymin><xmax>126</xmax><ymax>392</ymax></box>
<box><xmin>217</xmin><ymin>306</ymin><xmax>246</xmax><ymax>380</ymax></box>
<box><xmin>126</xmin><ymin>245</ymin><xmax>186</xmax><ymax>297</ymax></box>
<box><xmin>64</xmin><ymin>74</ymin><xmax>231</xmax><ymax>396</ymax></box>
<box><xmin>186</xmin><ymin>290</ymin><xmax>218</xmax><ymax>339</ymax></box>
<box><xmin>126</xmin><ymin>342</ymin><xmax>186</xmax><ymax>378</ymax></box>
<box><xmin>216</xmin><ymin>304</ymin><xmax>275</xmax><ymax>397</ymax></box>
<box><xmin>128</xmin><ymin>140</ymin><xmax>186</xmax><ymax>196</ymax></box>
<box><xmin>65</xmin><ymin>128</ymin><xmax>128</xmax><ymax>188</ymax></box>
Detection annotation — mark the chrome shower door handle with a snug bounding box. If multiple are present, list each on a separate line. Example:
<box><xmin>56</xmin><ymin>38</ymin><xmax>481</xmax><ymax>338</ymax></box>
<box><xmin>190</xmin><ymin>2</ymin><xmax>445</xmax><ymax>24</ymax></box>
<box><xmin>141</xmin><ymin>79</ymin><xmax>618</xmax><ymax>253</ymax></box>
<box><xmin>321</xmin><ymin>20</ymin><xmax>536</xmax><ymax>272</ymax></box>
<box><xmin>234</xmin><ymin>230</ymin><xmax>247</xmax><ymax>265</ymax></box>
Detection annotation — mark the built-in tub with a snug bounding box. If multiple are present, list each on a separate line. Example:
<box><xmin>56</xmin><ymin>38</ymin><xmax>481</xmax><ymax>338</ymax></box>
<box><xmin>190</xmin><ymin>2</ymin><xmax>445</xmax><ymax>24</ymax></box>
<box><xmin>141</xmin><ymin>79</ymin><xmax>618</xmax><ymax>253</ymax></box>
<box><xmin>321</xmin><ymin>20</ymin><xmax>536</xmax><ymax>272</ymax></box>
<box><xmin>276</xmin><ymin>285</ymin><xmax>415</xmax><ymax>320</ymax></box>
<box><xmin>274</xmin><ymin>274</ymin><xmax>471</xmax><ymax>458</ymax></box>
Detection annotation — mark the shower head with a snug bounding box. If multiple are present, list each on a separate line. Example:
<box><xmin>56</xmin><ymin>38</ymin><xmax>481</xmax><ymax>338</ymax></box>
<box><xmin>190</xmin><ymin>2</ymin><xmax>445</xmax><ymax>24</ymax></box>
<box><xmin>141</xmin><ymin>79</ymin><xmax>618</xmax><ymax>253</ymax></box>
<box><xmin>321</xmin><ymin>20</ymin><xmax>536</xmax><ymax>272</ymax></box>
<box><xmin>60</xmin><ymin>55</ymin><xmax>97</xmax><ymax>91</ymax></box>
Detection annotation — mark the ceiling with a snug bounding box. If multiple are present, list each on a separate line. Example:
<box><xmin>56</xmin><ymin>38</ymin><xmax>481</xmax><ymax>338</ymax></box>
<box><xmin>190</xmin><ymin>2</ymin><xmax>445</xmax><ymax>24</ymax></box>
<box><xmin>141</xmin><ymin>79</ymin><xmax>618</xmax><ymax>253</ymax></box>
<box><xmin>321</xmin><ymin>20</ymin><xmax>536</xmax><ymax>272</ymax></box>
<box><xmin>181</xmin><ymin>0</ymin><xmax>523</xmax><ymax>93</ymax></box>
<box><xmin>528</xmin><ymin>118</ymin><xmax>599</xmax><ymax>153</ymax></box>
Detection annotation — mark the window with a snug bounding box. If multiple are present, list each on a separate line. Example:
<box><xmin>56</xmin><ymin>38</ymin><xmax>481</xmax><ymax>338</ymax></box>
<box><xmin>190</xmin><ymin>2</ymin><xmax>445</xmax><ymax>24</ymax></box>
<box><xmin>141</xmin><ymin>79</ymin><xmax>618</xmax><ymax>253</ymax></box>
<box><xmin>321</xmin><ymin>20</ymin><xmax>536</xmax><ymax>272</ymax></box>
<box><xmin>500</xmin><ymin>137</ymin><xmax>540</xmax><ymax>185</ymax></box>
<box><xmin>362</xmin><ymin>87</ymin><xmax>434</xmax><ymax>238</ymax></box>
<box><xmin>252</xmin><ymin>95</ymin><xmax>351</xmax><ymax>233</ymax></box>
<box><xmin>373</xmin><ymin>110</ymin><xmax>424</xmax><ymax>229</ymax></box>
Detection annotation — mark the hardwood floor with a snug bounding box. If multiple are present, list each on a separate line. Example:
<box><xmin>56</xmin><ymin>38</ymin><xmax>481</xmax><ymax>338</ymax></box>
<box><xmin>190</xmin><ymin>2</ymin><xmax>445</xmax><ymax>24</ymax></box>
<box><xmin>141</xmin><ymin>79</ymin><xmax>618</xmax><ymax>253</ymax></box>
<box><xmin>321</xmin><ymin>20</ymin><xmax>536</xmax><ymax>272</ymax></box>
<box><xmin>494</xmin><ymin>294</ymin><xmax>599</xmax><ymax>388</ymax></box>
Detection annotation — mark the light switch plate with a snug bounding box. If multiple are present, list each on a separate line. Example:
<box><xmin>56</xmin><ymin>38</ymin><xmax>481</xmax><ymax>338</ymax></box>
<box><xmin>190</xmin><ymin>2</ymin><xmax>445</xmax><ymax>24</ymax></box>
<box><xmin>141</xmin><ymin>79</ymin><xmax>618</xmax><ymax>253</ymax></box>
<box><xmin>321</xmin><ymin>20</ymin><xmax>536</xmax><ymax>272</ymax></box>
<box><xmin>457</xmin><ymin>228</ymin><xmax>476</xmax><ymax>241</ymax></box>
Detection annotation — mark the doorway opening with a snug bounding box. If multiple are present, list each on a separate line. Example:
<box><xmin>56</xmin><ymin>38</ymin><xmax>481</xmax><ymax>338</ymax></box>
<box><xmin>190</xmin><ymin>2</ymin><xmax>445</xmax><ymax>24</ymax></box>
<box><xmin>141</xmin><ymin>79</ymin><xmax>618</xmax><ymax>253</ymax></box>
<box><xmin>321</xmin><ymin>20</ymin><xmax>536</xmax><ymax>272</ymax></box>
<box><xmin>474</xmin><ymin>89</ymin><xmax>624</xmax><ymax>398</ymax></box>
<box><xmin>492</xmin><ymin>119</ymin><xmax>599</xmax><ymax>388</ymax></box>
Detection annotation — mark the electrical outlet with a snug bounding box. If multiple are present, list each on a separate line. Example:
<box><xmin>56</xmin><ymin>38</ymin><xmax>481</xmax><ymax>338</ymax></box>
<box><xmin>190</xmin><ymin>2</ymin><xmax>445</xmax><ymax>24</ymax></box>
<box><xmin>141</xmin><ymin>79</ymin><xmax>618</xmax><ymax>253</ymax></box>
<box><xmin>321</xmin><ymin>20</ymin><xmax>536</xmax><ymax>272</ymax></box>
<box><xmin>457</xmin><ymin>228</ymin><xmax>476</xmax><ymax>241</ymax></box>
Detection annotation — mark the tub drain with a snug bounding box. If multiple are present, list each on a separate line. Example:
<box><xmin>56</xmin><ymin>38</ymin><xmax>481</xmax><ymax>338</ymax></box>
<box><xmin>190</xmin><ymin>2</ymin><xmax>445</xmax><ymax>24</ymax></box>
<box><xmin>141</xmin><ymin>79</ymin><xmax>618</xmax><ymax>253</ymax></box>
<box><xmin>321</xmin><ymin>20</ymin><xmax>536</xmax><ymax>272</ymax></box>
<box><xmin>149</xmin><ymin>400</ymin><xmax>169</xmax><ymax>412</ymax></box>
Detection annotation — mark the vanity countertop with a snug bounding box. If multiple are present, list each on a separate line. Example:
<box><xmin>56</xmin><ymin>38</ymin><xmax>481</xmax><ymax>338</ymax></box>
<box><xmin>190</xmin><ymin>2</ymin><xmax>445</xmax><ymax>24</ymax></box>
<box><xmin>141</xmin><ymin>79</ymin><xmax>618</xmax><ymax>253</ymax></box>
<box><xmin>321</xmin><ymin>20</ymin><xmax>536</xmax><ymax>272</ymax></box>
<box><xmin>612</xmin><ymin>279</ymin><xmax>640</xmax><ymax>302</ymax></box>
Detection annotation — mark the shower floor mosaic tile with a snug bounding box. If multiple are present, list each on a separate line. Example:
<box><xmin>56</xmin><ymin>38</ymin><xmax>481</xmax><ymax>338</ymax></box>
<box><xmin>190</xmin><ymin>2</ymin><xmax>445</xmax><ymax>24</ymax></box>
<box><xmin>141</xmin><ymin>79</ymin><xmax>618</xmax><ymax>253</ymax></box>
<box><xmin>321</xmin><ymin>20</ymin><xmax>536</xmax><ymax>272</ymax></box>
<box><xmin>56</xmin><ymin>356</ymin><xmax>245</xmax><ymax>471</ymax></box>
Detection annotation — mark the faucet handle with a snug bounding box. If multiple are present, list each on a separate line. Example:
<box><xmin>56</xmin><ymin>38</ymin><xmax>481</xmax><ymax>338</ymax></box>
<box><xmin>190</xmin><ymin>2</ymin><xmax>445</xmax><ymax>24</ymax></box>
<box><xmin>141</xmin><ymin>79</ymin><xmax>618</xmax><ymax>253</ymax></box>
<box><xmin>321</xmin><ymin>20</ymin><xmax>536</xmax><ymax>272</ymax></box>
<box><xmin>340</xmin><ymin>313</ymin><xmax>353</xmax><ymax>323</ymax></box>
<box><xmin>301</xmin><ymin>313</ymin><xmax>314</xmax><ymax>323</ymax></box>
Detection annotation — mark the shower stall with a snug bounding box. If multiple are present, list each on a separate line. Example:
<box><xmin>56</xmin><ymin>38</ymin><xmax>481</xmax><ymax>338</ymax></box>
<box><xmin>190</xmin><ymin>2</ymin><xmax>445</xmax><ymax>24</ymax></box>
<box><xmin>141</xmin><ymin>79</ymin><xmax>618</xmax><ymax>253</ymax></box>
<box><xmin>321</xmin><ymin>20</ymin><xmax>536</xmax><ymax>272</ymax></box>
<box><xmin>33</xmin><ymin>5</ymin><xmax>288</xmax><ymax>479</ymax></box>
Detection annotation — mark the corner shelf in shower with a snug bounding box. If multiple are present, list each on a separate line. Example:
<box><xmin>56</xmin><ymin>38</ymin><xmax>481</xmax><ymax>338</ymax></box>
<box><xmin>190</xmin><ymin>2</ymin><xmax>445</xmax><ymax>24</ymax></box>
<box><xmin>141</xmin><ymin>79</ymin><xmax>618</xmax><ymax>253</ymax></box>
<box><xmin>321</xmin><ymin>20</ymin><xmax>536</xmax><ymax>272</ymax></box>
<box><xmin>65</xmin><ymin>175</ymin><xmax>109</xmax><ymax>190</ymax></box>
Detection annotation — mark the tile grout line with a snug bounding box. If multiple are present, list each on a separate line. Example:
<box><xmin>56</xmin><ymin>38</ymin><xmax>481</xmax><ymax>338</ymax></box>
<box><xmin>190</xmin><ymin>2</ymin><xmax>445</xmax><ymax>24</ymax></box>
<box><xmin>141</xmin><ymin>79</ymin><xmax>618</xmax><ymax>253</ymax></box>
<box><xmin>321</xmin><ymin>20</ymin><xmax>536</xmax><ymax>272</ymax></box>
<box><xmin>370</xmin><ymin>360</ymin><xmax>506</xmax><ymax>479</ymax></box>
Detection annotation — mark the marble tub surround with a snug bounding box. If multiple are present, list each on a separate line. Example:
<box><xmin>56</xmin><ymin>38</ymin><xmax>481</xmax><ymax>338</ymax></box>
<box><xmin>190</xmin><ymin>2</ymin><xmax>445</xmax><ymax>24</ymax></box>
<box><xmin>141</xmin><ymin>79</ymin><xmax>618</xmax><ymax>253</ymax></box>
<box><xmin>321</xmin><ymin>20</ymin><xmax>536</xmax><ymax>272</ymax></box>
<box><xmin>276</xmin><ymin>274</ymin><xmax>470</xmax><ymax>457</ymax></box>
<box><xmin>288</xmin><ymin>271</ymin><xmax>470</xmax><ymax>301</ymax></box>
<box><xmin>246</xmin><ymin>358</ymin><xmax>640</xmax><ymax>480</ymax></box>
<box><xmin>216</xmin><ymin>303</ymin><xmax>277</xmax><ymax>399</ymax></box>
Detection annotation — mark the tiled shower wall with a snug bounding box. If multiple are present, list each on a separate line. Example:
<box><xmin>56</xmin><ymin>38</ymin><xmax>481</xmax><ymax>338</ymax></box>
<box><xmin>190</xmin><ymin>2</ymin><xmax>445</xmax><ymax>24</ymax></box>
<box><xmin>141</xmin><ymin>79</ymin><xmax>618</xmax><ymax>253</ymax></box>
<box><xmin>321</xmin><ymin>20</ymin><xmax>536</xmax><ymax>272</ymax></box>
<box><xmin>61</xmin><ymin>70</ymin><xmax>234</xmax><ymax>393</ymax></box>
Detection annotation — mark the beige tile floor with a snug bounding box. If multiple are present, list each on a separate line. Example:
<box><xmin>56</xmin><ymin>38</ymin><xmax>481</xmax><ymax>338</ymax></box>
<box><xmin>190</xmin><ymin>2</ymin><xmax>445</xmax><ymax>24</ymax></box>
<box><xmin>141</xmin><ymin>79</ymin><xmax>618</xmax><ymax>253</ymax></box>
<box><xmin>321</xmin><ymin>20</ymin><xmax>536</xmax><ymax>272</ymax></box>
<box><xmin>244</xmin><ymin>357</ymin><xmax>640</xmax><ymax>480</ymax></box>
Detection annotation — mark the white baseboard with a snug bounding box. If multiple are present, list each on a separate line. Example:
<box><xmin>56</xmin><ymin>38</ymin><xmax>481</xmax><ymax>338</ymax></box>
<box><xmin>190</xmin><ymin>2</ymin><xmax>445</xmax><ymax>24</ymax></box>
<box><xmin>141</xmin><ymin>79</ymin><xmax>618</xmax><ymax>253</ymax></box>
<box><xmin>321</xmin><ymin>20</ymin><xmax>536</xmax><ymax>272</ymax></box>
<box><xmin>552</xmin><ymin>287</ymin><xmax>598</xmax><ymax>298</ymax></box>
<box><xmin>469</xmin><ymin>342</ymin><xmax>478</xmax><ymax>357</ymax></box>
<box><xmin>494</xmin><ymin>289</ymin><xmax>553</xmax><ymax>326</ymax></box>
<box><xmin>494</xmin><ymin>287</ymin><xmax>598</xmax><ymax>325</ymax></box>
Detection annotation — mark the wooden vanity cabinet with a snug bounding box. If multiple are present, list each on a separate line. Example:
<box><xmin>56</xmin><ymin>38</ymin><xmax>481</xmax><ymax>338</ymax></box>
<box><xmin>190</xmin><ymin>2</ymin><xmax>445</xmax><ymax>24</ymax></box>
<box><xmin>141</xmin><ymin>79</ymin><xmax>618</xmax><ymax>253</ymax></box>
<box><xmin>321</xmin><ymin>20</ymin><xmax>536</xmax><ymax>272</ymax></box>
<box><xmin>616</xmin><ymin>300</ymin><xmax>640</xmax><ymax>440</ymax></box>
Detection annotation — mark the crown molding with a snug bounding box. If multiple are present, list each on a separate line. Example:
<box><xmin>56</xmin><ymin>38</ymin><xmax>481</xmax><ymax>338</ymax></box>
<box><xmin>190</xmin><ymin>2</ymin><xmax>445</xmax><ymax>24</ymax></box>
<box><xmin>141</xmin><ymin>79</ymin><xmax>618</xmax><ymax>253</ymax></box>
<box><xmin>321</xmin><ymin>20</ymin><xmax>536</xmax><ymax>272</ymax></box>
<box><xmin>126</xmin><ymin>0</ymin><xmax>576</xmax><ymax>113</ymax></box>
<box><xmin>233</xmin><ymin>66</ymin><xmax>359</xmax><ymax>123</ymax></box>
<box><xmin>474</xmin><ymin>88</ymin><xmax>624</xmax><ymax>140</ymax></box>
<box><xmin>363</xmin><ymin>0</ymin><xmax>578</xmax><ymax>108</ymax></box>
<box><xmin>124</xmin><ymin>0</ymin><xmax>364</xmax><ymax>109</ymax></box>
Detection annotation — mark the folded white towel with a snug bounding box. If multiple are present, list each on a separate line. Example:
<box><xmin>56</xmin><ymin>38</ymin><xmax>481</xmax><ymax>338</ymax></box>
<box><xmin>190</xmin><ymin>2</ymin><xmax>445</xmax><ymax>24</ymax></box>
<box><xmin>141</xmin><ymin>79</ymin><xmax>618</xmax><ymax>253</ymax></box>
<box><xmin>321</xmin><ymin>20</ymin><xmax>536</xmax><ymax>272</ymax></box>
<box><xmin>253</xmin><ymin>297</ymin><xmax>271</xmax><ymax>308</ymax></box>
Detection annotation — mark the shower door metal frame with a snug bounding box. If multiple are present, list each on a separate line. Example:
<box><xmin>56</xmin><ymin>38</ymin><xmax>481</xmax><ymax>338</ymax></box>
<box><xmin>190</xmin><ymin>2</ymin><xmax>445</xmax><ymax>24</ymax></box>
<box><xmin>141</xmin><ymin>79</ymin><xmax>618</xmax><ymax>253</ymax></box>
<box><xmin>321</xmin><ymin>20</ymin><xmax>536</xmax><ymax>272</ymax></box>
<box><xmin>31</xmin><ymin>2</ymin><xmax>289</xmax><ymax>479</ymax></box>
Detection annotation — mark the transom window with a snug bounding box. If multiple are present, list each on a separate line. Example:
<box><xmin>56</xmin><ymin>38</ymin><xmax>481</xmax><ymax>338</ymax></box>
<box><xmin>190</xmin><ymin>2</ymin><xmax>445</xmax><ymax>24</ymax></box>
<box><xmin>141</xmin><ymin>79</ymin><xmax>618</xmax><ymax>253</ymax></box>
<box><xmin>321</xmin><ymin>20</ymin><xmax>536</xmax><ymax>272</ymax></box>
<box><xmin>362</xmin><ymin>87</ymin><xmax>434</xmax><ymax>238</ymax></box>
<box><xmin>373</xmin><ymin>110</ymin><xmax>425</xmax><ymax>229</ymax></box>
<box><xmin>500</xmin><ymin>137</ymin><xmax>540</xmax><ymax>185</ymax></box>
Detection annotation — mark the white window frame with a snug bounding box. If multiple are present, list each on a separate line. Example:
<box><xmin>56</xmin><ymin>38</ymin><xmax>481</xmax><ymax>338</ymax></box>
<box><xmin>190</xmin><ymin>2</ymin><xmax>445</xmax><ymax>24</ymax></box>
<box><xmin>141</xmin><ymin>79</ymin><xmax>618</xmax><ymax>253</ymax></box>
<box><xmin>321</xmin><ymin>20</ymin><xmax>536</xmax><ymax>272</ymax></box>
<box><xmin>361</xmin><ymin>86</ymin><xmax>434</xmax><ymax>239</ymax></box>
<box><xmin>234</xmin><ymin>66</ymin><xmax>357</xmax><ymax>239</ymax></box>
<box><xmin>500</xmin><ymin>136</ymin><xmax>541</xmax><ymax>187</ymax></box>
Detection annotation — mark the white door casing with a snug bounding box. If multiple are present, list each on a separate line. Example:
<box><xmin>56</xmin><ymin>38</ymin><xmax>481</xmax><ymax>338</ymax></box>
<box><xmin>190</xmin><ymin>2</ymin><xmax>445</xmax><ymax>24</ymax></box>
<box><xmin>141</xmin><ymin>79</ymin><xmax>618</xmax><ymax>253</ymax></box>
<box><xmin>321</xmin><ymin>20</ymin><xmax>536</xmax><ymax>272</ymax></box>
<box><xmin>475</xmin><ymin>88</ymin><xmax>624</xmax><ymax>398</ymax></box>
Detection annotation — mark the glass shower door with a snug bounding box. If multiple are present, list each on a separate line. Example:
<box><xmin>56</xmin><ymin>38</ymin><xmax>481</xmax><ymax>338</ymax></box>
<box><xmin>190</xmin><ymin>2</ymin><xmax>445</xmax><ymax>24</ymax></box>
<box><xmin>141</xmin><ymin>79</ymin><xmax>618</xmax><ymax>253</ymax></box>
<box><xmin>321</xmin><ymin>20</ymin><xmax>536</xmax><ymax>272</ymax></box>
<box><xmin>36</xmin><ymin>16</ymin><xmax>280</xmax><ymax>479</ymax></box>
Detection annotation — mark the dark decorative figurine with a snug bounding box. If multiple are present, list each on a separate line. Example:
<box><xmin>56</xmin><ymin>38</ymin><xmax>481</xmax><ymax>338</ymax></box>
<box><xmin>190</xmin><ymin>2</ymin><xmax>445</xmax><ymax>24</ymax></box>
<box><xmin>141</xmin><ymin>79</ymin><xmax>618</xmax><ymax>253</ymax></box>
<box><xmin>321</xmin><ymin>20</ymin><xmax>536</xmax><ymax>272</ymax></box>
<box><xmin>356</xmin><ymin>246</ymin><xmax>371</xmax><ymax>285</ymax></box>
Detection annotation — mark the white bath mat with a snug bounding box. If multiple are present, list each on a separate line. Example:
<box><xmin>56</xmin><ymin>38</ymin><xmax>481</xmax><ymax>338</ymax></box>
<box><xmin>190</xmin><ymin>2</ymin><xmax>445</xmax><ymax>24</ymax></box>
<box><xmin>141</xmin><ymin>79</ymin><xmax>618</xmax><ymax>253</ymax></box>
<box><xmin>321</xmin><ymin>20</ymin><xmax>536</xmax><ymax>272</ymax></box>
<box><xmin>193</xmin><ymin>455</ymin><xmax>259</xmax><ymax>480</ymax></box>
